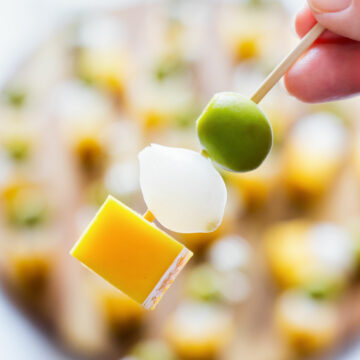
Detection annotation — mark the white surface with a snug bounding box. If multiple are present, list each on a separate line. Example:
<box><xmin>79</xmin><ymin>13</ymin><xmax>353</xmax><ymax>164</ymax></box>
<box><xmin>0</xmin><ymin>290</ymin><xmax>71</xmax><ymax>359</ymax></box>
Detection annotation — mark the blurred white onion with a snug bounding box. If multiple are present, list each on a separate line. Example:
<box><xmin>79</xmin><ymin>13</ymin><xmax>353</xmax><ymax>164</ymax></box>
<box><xmin>291</xmin><ymin>112</ymin><xmax>348</xmax><ymax>160</ymax></box>
<box><xmin>104</xmin><ymin>160</ymin><xmax>139</xmax><ymax>199</ymax></box>
<box><xmin>208</xmin><ymin>234</ymin><xmax>252</xmax><ymax>272</ymax></box>
<box><xmin>166</xmin><ymin>301</ymin><xmax>233</xmax><ymax>340</ymax></box>
<box><xmin>221</xmin><ymin>271</ymin><xmax>251</xmax><ymax>304</ymax></box>
<box><xmin>307</xmin><ymin>223</ymin><xmax>355</xmax><ymax>276</ymax></box>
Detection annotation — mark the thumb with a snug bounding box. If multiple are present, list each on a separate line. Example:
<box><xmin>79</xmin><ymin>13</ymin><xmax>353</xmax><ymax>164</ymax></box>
<box><xmin>308</xmin><ymin>0</ymin><xmax>360</xmax><ymax>41</ymax></box>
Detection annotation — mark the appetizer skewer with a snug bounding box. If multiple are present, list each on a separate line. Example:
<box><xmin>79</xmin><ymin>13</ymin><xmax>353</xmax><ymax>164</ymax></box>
<box><xmin>70</xmin><ymin>22</ymin><xmax>326</xmax><ymax>311</ymax></box>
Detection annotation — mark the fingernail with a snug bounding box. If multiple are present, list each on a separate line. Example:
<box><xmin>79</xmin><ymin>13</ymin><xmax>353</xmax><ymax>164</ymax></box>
<box><xmin>309</xmin><ymin>0</ymin><xmax>351</xmax><ymax>13</ymax></box>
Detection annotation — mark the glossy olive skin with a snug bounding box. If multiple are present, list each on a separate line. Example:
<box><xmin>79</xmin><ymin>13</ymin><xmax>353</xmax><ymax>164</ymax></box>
<box><xmin>197</xmin><ymin>92</ymin><xmax>273</xmax><ymax>172</ymax></box>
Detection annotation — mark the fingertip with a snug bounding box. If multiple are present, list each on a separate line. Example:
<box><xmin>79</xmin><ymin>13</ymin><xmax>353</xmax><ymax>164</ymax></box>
<box><xmin>294</xmin><ymin>6</ymin><xmax>317</xmax><ymax>38</ymax></box>
<box><xmin>294</xmin><ymin>5</ymin><xmax>346</xmax><ymax>43</ymax></box>
<box><xmin>309</xmin><ymin>1</ymin><xmax>360</xmax><ymax>41</ymax></box>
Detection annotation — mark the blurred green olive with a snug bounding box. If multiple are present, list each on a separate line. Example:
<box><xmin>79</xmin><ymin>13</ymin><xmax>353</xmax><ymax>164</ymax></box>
<box><xmin>131</xmin><ymin>340</ymin><xmax>178</xmax><ymax>360</ymax></box>
<box><xmin>7</xmin><ymin>193</ymin><xmax>47</xmax><ymax>228</ymax></box>
<box><xmin>185</xmin><ymin>264</ymin><xmax>222</xmax><ymax>302</ymax></box>
<box><xmin>304</xmin><ymin>276</ymin><xmax>344</xmax><ymax>301</ymax></box>
<box><xmin>5</xmin><ymin>139</ymin><xmax>30</xmax><ymax>162</ymax></box>
<box><xmin>4</xmin><ymin>89</ymin><xmax>27</xmax><ymax>108</ymax></box>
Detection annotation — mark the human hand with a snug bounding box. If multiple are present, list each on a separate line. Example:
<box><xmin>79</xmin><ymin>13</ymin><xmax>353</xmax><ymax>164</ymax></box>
<box><xmin>284</xmin><ymin>0</ymin><xmax>360</xmax><ymax>103</ymax></box>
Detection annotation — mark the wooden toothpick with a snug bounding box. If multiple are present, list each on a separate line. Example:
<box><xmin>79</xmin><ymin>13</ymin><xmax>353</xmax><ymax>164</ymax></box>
<box><xmin>251</xmin><ymin>23</ymin><xmax>325</xmax><ymax>105</ymax></box>
<box><xmin>144</xmin><ymin>209</ymin><xmax>156</xmax><ymax>223</ymax></box>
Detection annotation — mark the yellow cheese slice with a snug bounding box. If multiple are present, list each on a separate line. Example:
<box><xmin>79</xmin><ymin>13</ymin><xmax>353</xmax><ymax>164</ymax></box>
<box><xmin>70</xmin><ymin>195</ymin><xmax>192</xmax><ymax>310</ymax></box>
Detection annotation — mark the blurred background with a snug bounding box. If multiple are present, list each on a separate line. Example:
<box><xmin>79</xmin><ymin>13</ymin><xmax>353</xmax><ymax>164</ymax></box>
<box><xmin>1</xmin><ymin>0</ymin><xmax>360</xmax><ymax>359</ymax></box>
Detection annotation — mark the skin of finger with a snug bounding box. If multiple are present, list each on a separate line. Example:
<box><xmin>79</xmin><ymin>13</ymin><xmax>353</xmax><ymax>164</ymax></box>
<box><xmin>295</xmin><ymin>6</ymin><xmax>347</xmax><ymax>43</ymax></box>
<box><xmin>284</xmin><ymin>42</ymin><xmax>360</xmax><ymax>103</ymax></box>
<box><xmin>312</xmin><ymin>1</ymin><xmax>360</xmax><ymax>41</ymax></box>
<box><xmin>295</xmin><ymin>6</ymin><xmax>317</xmax><ymax>37</ymax></box>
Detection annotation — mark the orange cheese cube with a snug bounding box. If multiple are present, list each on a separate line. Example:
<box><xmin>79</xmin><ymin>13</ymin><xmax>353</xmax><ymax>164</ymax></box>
<box><xmin>71</xmin><ymin>196</ymin><xmax>192</xmax><ymax>310</ymax></box>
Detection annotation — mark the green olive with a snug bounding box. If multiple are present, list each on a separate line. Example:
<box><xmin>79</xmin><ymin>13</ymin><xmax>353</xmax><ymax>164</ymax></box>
<box><xmin>196</xmin><ymin>92</ymin><xmax>273</xmax><ymax>172</ymax></box>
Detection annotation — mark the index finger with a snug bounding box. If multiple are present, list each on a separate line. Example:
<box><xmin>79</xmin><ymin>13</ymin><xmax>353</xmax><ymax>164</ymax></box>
<box><xmin>295</xmin><ymin>6</ymin><xmax>351</xmax><ymax>44</ymax></box>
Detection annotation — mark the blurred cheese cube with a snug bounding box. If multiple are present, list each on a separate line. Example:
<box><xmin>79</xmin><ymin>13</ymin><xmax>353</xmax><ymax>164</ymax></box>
<box><xmin>2</xmin><ymin>228</ymin><xmax>57</xmax><ymax>310</ymax></box>
<box><xmin>101</xmin><ymin>290</ymin><xmax>144</xmax><ymax>338</ymax></box>
<box><xmin>90</xmin><ymin>277</ymin><xmax>144</xmax><ymax>339</ymax></box>
<box><xmin>220</xmin><ymin>11</ymin><xmax>264</xmax><ymax>62</ymax></box>
<box><xmin>275</xmin><ymin>290</ymin><xmax>338</xmax><ymax>354</ymax></box>
<box><xmin>226</xmin><ymin>153</ymin><xmax>279</xmax><ymax>210</ymax></box>
<box><xmin>219</xmin><ymin>7</ymin><xmax>285</xmax><ymax>64</ymax></box>
<box><xmin>165</xmin><ymin>301</ymin><xmax>234</xmax><ymax>360</ymax></box>
<box><xmin>265</xmin><ymin>221</ymin><xmax>354</xmax><ymax>298</ymax></box>
<box><xmin>71</xmin><ymin>195</ymin><xmax>192</xmax><ymax>310</ymax></box>
<box><xmin>265</xmin><ymin>220</ymin><xmax>314</xmax><ymax>289</ymax></box>
<box><xmin>304</xmin><ymin>223</ymin><xmax>355</xmax><ymax>298</ymax></box>
<box><xmin>74</xmin><ymin>137</ymin><xmax>107</xmax><ymax>175</ymax></box>
<box><xmin>77</xmin><ymin>49</ymin><xmax>129</xmax><ymax>95</ymax></box>
<box><xmin>8</xmin><ymin>250</ymin><xmax>52</xmax><ymax>302</ymax></box>
<box><xmin>53</xmin><ymin>81</ymin><xmax>114</xmax><ymax>175</ymax></box>
<box><xmin>283</xmin><ymin>113</ymin><xmax>348</xmax><ymax>202</ymax></box>
<box><xmin>261</xmin><ymin>93</ymin><xmax>300</xmax><ymax>146</ymax></box>
<box><xmin>75</xmin><ymin>15</ymin><xmax>130</xmax><ymax>95</ymax></box>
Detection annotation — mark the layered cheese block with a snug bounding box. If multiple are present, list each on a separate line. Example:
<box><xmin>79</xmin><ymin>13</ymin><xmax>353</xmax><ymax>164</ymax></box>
<box><xmin>71</xmin><ymin>196</ymin><xmax>192</xmax><ymax>310</ymax></box>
